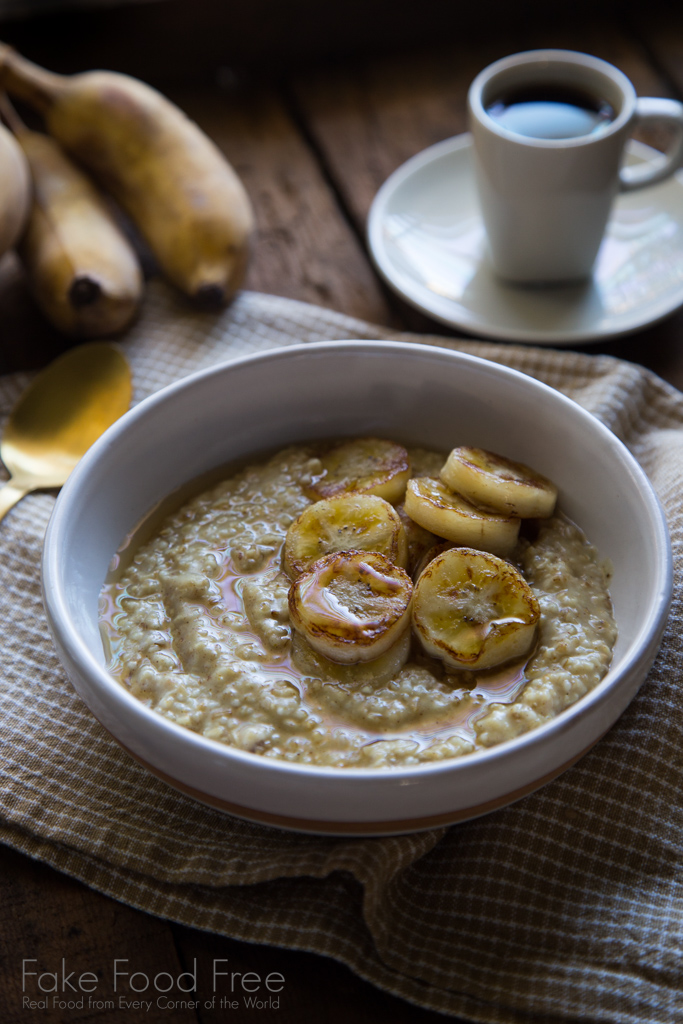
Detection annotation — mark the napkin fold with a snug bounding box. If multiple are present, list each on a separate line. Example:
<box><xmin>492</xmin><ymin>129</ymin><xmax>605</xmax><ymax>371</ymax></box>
<box><xmin>1</xmin><ymin>282</ymin><xmax>682</xmax><ymax>1023</ymax></box>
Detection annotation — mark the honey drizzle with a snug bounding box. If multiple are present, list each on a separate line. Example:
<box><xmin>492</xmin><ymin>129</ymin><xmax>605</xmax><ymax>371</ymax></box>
<box><xmin>100</xmin><ymin>456</ymin><xmax>534</xmax><ymax>756</ymax></box>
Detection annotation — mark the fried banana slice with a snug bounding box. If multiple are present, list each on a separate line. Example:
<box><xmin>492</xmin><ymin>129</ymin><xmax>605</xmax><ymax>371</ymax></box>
<box><xmin>404</xmin><ymin>477</ymin><xmax>520</xmax><ymax>556</ymax></box>
<box><xmin>412</xmin><ymin>547</ymin><xmax>540</xmax><ymax>671</ymax></box>
<box><xmin>440</xmin><ymin>446</ymin><xmax>557</xmax><ymax>518</ymax></box>
<box><xmin>288</xmin><ymin>549</ymin><xmax>413</xmax><ymax>664</ymax></box>
<box><xmin>306</xmin><ymin>437</ymin><xmax>410</xmax><ymax>503</ymax></box>
<box><xmin>283</xmin><ymin>494</ymin><xmax>408</xmax><ymax>580</ymax></box>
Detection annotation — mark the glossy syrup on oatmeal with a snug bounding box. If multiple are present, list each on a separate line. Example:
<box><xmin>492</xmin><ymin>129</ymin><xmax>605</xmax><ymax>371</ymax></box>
<box><xmin>99</xmin><ymin>443</ymin><xmax>617</xmax><ymax>768</ymax></box>
<box><xmin>102</xmin><ymin>535</ymin><xmax>532</xmax><ymax>756</ymax></box>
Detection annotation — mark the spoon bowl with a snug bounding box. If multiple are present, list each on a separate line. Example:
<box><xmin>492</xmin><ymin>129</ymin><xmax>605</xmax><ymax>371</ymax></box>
<box><xmin>0</xmin><ymin>342</ymin><xmax>131</xmax><ymax>521</ymax></box>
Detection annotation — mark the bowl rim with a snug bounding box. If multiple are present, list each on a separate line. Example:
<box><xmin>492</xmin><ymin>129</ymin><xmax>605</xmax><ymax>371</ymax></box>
<box><xmin>42</xmin><ymin>339</ymin><xmax>674</xmax><ymax>784</ymax></box>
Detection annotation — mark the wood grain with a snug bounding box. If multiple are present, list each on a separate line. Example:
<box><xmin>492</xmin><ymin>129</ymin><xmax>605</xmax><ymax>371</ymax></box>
<box><xmin>167</xmin><ymin>84</ymin><xmax>394</xmax><ymax>327</ymax></box>
<box><xmin>0</xmin><ymin>844</ymin><xmax>457</xmax><ymax>1023</ymax></box>
<box><xmin>172</xmin><ymin>923</ymin><xmax>459</xmax><ymax>1023</ymax></box>
<box><xmin>0</xmin><ymin>0</ymin><xmax>640</xmax><ymax>87</ymax></box>
<box><xmin>0</xmin><ymin>845</ymin><xmax>197</xmax><ymax>1024</ymax></box>
<box><xmin>633</xmin><ymin>9</ymin><xmax>683</xmax><ymax>98</ymax></box>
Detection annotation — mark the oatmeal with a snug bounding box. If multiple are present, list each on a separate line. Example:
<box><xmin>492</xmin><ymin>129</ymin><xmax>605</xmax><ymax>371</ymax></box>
<box><xmin>100</xmin><ymin>442</ymin><xmax>618</xmax><ymax>768</ymax></box>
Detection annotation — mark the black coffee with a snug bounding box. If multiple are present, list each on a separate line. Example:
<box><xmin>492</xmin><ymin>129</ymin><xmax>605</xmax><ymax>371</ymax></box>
<box><xmin>486</xmin><ymin>85</ymin><xmax>615</xmax><ymax>140</ymax></box>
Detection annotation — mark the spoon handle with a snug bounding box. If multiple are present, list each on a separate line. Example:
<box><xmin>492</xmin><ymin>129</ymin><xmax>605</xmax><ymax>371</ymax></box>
<box><xmin>0</xmin><ymin>479</ymin><xmax>31</xmax><ymax>523</ymax></box>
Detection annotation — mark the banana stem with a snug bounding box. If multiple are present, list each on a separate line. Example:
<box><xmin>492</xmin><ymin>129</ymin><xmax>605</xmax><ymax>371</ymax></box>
<box><xmin>0</xmin><ymin>44</ymin><xmax>63</xmax><ymax>115</ymax></box>
<box><xmin>0</xmin><ymin>477</ymin><xmax>30</xmax><ymax>523</ymax></box>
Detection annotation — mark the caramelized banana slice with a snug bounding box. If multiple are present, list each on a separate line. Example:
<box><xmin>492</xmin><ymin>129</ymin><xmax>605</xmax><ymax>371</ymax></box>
<box><xmin>291</xmin><ymin>628</ymin><xmax>411</xmax><ymax>686</ymax></box>
<box><xmin>412</xmin><ymin>547</ymin><xmax>540</xmax><ymax>671</ymax></box>
<box><xmin>283</xmin><ymin>494</ymin><xmax>408</xmax><ymax>580</ymax></box>
<box><xmin>440</xmin><ymin>447</ymin><xmax>557</xmax><ymax>518</ymax></box>
<box><xmin>288</xmin><ymin>550</ymin><xmax>413</xmax><ymax>664</ymax></box>
<box><xmin>404</xmin><ymin>477</ymin><xmax>520</xmax><ymax>556</ymax></box>
<box><xmin>306</xmin><ymin>437</ymin><xmax>410</xmax><ymax>503</ymax></box>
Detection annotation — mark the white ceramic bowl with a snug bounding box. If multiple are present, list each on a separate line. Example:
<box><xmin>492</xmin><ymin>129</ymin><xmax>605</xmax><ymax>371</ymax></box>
<box><xmin>42</xmin><ymin>341</ymin><xmax>672</xmax><ymax>835</ymax></box>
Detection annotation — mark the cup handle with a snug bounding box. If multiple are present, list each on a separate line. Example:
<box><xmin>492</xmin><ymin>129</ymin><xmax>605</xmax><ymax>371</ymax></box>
<box><xmin>619</xmin><ymin>97</ymin><xmax>683</xmax><ymax>192</ymax></box>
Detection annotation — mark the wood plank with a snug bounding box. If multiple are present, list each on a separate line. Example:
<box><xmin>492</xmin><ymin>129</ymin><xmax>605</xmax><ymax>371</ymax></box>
<box><xmin>0</xmin><ymin>839</ymin><xmax>460</xmax><ymax>1024</ymax></box>
<box><xmin>172</xmin><ymin>922</ymin><xmax>460</xmax><ymax>1024</ymax></box>
<box><xmin>0</xmin><ymin>845</ymin><xmax>200</xmax><ymax>1024</ymax></box>
<box><xmin>610</xmin><ymin>15</ymin><xmax>683</xmax><ymax>392</ymax></box>
<box><xmin>167</xmin><ymin>83</ymin><xmax>394</xmax><ymax>326</ymax></box>
<box><xmin>632</xmin><ymin>11</ymin><xmax>683</xmax><ymax>98</ymax></box>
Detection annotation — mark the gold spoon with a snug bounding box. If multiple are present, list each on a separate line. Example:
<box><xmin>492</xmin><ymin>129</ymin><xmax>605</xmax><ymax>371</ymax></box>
<box><xmin>0</xmin><ymin>342</ymin><xmax>132</xmax><ymax>522</ymax></box>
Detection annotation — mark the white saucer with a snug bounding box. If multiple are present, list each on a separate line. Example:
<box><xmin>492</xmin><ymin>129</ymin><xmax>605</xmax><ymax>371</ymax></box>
<box><xmin>368</xmin><ymin>133</ymin><xmax>683</xmax><ymax>345</ymax></box>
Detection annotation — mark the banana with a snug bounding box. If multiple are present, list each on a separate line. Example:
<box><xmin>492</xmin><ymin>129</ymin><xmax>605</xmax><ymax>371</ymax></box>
<box><xmin>306</xmin><ymin>437</ymin><xmax>410</xmax><ymax>503</ymax></box>
<box><xmin>440</xmin><ymin>446</ymin><xmax>557</xmax><ymax>518</ymax></box>
<box><xmin>0</xmin><ymin>44</ymin><xmax>253</xmax><ymax>306</ymax></box>
<box><xmin>291</xmin><ymin>627</ymin><xmax>411</xmax><ymax>686</ymax></box>
<box><xmin>2</xmin><ymin>99</ymin><xmax>143</xmax><ymax>337</ymax></box>
<box><xmin>412</xmin><ymin>547</ymin><xmax>540</xmax><ymax>671</ymax></box>
<box><xmin>283</xmin><ymin>494</ymin><xmax>408</xmax><ymax>580</ymax></box>
<box><xmin>288</xmin><ymin>549</ymin><xmax>413</xmax><ymax>664</ymax></box>
<box><xmin>0</xmin><ymin>119</ymin><xmax>30</xmax><ymax>260</ymax></box>
<box><xmin>404</xmin><ymin>477</ymin><xmax>520</xmax><ymax>556</ymax></box>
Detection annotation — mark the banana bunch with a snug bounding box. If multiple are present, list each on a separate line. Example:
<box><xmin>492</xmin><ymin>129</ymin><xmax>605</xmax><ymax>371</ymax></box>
<box><xmin>284</xmin><ymin>438</ymin><xmax>558</xmax><ymax>677</ymax></box>
<box><xmin>2</xmin><ymin>97</ymin><xmax>143</xmax><ymax>338</ymax></box>
<box><xmin>0</xmin><ymin>43</ymin><xmax>254</xmax><ymax>337</ymax></box>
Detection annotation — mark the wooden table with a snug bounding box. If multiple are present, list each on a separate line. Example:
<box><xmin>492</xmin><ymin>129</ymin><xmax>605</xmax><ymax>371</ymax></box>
<box><xmin>2</xmin><ymin>5</ymin><xmax>683</xmax><ymax>1021</ymax></box>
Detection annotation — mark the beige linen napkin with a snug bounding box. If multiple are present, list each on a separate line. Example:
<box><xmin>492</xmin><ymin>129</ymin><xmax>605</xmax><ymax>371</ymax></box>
<box><xmin>1</xmin><ymin>282</ymin><xmax>682</xmax><ymax>1023</ymax></box>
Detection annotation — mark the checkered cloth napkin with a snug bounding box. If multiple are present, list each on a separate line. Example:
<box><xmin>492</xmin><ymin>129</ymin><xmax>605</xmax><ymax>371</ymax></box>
<box><xmin>1</xmin><ymin>282</ymin><xmax>682</xmax><ymax>1023</ymax></box>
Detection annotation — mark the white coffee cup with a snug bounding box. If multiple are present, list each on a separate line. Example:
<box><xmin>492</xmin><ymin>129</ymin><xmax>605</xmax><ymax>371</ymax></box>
<box><xmin>468</xmin><ymin>49</ymin><xmax>683</xmax><ymax>284</ymax></box>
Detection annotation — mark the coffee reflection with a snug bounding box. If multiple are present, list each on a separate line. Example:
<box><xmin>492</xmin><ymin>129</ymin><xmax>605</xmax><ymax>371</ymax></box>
<box><xmin>486</xmin><ymin>84</ymin><xmax>615</xmax><ymax>140</ymax></box>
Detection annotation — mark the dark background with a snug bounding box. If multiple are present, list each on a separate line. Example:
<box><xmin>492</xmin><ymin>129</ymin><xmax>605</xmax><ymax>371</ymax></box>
<box><xmin>0</xmin><ymin>0</ymin><xmax>675</xmax><ymax>85</ymax></box>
